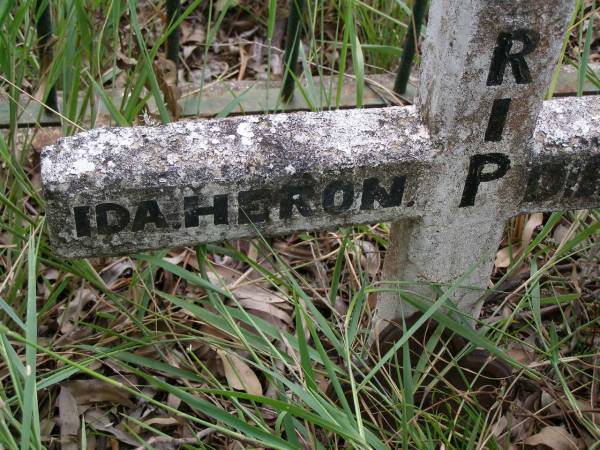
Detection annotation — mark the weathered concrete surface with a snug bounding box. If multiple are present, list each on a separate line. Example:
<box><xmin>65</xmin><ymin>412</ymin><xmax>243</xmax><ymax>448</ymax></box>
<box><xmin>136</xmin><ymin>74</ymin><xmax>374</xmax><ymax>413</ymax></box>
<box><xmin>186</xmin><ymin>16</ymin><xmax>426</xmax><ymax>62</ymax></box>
<box><xmin>42</xmin><ymin>106</ymin><xmax>436</xmax><ymax>257</ymax></box>
<box><xmin>376</xmin><ymin>0</ymin><xmax>578</xmax><ymax>326</ymax></box>
<box><xmin>41</xmin><ymin>95</ymin><xmax>599</xmax><ymax>259</ymax></box>
<box><xmin>519</xmin><ymin>96</ymin><xmax>600</xmax><ymax>213</ymax></box>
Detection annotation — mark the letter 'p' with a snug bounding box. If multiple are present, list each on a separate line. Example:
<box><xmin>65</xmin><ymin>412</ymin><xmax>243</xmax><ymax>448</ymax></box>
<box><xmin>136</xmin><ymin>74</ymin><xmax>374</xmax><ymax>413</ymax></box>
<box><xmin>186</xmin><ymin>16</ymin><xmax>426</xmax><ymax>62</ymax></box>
<box><xmin>460</xmin><ymin>153</ymin><xmax>511</xmax><ymax>207</ymax></box>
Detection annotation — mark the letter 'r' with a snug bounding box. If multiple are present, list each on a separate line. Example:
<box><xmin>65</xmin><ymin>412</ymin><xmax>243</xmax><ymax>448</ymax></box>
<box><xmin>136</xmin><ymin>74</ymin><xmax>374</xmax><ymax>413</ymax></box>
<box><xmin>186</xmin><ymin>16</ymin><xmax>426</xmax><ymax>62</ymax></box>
<box><xmin>487</xmin><ymin>29</ymin><xmax>540</xmax><ymax>86</ymax></box>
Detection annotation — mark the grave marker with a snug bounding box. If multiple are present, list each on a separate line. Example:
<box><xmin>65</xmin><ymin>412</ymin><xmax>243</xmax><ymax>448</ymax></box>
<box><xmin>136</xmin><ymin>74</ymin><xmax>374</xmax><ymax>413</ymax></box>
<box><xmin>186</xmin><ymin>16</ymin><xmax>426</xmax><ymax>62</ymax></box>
<box><xmin>378</xmin><ymin>0</ymin><xmax>587</xmax><ymax>323</ymax></box>
<box><xmin>41</xmin><ymin>0</ymin><xmax>599</xmax><ymax>323</ymax></box>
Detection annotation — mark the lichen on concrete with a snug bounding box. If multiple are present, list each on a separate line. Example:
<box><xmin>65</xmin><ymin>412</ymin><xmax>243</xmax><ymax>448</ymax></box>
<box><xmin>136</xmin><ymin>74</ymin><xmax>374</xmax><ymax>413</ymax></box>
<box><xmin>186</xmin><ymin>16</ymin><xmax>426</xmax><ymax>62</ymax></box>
<box><xmin>41</xmin><ymin>105</ymin><xmax>437</xmax><ymax>258</ymax></box>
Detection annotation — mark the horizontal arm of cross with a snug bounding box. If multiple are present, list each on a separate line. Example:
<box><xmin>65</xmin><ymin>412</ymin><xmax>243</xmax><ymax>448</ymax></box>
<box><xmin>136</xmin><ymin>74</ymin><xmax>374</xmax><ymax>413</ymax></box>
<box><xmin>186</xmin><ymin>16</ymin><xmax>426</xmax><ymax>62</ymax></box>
<box><xmin>516</xmin><ymin>96</ymin><xmax>600</xmax><ymax>215</ymax></box>
<box><xmin>41</xmin><ymin>96</ymin><xmax>599</xmax><ymax>258</ymax></box>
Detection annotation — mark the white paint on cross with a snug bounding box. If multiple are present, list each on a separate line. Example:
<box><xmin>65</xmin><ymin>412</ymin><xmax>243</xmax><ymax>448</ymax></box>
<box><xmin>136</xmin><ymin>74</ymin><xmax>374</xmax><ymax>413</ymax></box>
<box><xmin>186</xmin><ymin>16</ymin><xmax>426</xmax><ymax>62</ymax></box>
<box><xmin>41</xmin><ymin>0</ymin><xmax>598</xmax><ymax>324</ymax></box>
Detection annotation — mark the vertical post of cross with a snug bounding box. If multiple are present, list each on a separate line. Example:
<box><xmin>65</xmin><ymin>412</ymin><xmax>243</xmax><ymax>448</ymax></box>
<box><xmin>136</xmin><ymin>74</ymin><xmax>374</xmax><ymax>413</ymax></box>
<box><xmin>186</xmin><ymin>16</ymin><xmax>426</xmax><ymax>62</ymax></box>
<box><xmin>376</xmin><ymin>0</ymin><xmax>576</xmax><ymax>327</ymax></box>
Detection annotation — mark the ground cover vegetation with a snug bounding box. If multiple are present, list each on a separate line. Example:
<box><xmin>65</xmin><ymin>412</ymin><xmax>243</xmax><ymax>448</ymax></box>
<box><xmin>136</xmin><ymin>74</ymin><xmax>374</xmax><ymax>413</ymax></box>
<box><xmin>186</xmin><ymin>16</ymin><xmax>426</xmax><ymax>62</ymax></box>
<box><xmin>0</xmin><ymin>0</ymin><xmax>599</xmax><ymax>448</ymax></box>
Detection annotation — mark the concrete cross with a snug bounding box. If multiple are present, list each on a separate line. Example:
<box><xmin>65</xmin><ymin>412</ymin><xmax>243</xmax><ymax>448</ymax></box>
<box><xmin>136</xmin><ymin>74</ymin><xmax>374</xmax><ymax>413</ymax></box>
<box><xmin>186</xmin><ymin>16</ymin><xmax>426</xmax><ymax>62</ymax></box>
<box><xmin>42</xmin><ymin>0</ymin><xmax>599</xmax><ymax>325</ymax></box>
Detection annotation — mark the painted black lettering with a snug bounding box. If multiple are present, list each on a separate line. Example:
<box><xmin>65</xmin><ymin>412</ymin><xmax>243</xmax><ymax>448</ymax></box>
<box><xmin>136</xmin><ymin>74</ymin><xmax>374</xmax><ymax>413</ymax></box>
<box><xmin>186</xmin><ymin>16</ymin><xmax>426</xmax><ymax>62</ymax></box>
<box><xmin>360</xmin><ymin>176</ymin><xmax>405</xmax><ymax>210</ymax></box>
<box><xmin>524</xmin><ymin>161</ymin><xmax>564</xmax><ymax>202</ymax></box>
<box><xmin>96</xmin><ymin>203</ymin><xmax>130</xmax><ymax>235</ymax></box>
<box><xmin>238</xmin><ymin>189</ymin><xmax>270</xmax><ymax>224</ymax></box>
<box><xmin>280</xmin><ymin>185</ymin><xmax>314</xmax><ymax>219</ymax></box>
<box><xmin>487</xmin><ymin>29</ymin><xmax>540</xmax><ymax>86</ymax></box>
<box><xmin>485</xmin><ymin>98</ymin><xmax>511</xmax><ymax>142</ymax></box>
<box><xmin>322</xmin><ymin>180</ymin><xmax>354</xmax><ymax>214</ymax></box>
<box><xmin>459</xmin><ymin>154</ymin><xmax>511</xmax><ymax>207</ymax></box>
<box><xmin>73</xmin><ymin>206</ymin><xmax>91</xmax><ymax>237</ymax></box>
<box><xmin>184</xmin><ymin>195</ymin><xmax>229</xmax><ymax>227</ymax></box>
<box><xmin>574</xmin><ymin>155</ymin><xmax>600</xmax><ymax>199</ymax></box>
<box><xmin>132</xmin><ymin>200</ymin><xmax>168</xmax><ymax>232</ymax></box>
<box><xmin>524</xmin><ymin>157</ymin><xmax>591</xmax><ymax>203</ymax></box>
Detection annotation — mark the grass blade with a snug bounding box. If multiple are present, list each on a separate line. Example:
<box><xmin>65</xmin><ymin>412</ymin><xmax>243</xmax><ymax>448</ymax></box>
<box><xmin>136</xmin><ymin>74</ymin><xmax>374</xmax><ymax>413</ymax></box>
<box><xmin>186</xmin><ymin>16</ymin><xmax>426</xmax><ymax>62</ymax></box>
<box><xmin>19</xmin><ymin>231</ymin><xmax>41</xmax><ymax>450</ymax></box>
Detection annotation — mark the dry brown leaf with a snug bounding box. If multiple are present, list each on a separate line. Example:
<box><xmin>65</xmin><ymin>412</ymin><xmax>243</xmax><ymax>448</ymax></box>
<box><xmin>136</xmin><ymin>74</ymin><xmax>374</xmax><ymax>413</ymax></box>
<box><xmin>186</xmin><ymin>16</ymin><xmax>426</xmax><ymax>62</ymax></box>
<box><xmin>507</xmin><ymin>342</ymin><xmax>534</xmax><ymax>364</ymax></box>
<box><xmin>521</xmin><ymin>213</ymin><xmax>544</xmax><ymax>247</ymax></box>
<box><xmin>229</xmin><ymin>441</ymin><xmax>245</xmax><ymax>450</ymax></box>
<box><xmin>358</xmin><ymin>240</ymin><xmax>381</xmax><ymax>276</ymax></box>
<box><xmin>199</xmin><ymin>322</ymin><xmax>234</xmax><ymax>341</ymax></box>
<box><xmin>237</xmin><ymin>297</ymin><xmax>292</xmax><ymax>325</ymax></box>
<box><xmin>510</xmin><ymin>412</ymin><xmax>536</xmax><ymax>443</ymax></box>
<box><xmin>523</xmin><ymin>425</ymin><xmax>580</xmax><ymax>450</ymax></box>
<box><xmin>58</xmin><ymin>386</ymin><xmax>80</xmax><ymax>450</ymax></box>
<box><xmin>552</xmin><ymin>224</ymin><xmax>571</xmax><ymax>243</ymax></box>
<box><xmin>180</xmin><ymin>21</ymin><xmax>206</xmax><ymax>44</ymax></box>
<box><xmin>32</xmin><ymin>128</ymin><xmax>62</xmax><ymax>152</ymax></box>
<box><xmin>65</xmin><ymin>379</ymin><xmax>134</xmax><ymax>408</ymax></box>
<box><xmin>100</xmin><ymin>258</ymin><xmax>135</xmax><ymax>290</ymax></box>
<box><xmin>143</xmin><ymin>416</ymin><xmax>181</xmax><ymax>427</ymax></box>
<box><xmin>540</xmin><ymin>391</ymin><xmax>563</xmax><ymax>417</ymax></box>
<box><xmin>217</xmin><ymin>350</ymin><xmax>263</xmax><ymax>396</ymax></box>
<box><xmin>39</xmin><ymin>417</ymin><xmax>56</xmax><ymax>442</ymax></box>
<box><xmin>182</xmin><ymin>45</ymin><xmax>198</xmax><ymax>60</ymax></box>
<box><xmin>270</xmin><ymin>51</ymin><xmax>283</xmax><ymax>77</ymax></box>
<box><xmin>181</xmin><ymin>27</ymin><xmax>205</xmax><ymax>45</ymax></box>
<box><xmin>490</xmin><ymin>415</ymin><xmax>508</xmax><ymax>438</ymax></box>
<box><xmin>85</xmin><ymin>409</ymin><xmax>140</xmax><ymax>446</ymax></box>
<box><xmin>209</xmin><ymin>265</ymin><xmax>291</xmax><ymax>317</ymax></box>
<box><xmin>153</xmin><ymin>56</ymin><xmax>181</xmax><ymax>119</ymax></box>
<box><xmin>496</xmin><ymin>213</ymin><xmax>544</xmax><ymax>268</ymax></box>
<box><xmin>575</xmin><ymin>399</ymin><xmax>600</xmax><ymax>425</ymax></box>
<box><xmin>334</xmin><ymin>296</ymin><xmax>348</xmax><ymax>315</ymax></box>
<box><xmin>235</xmin><ymin>285</ymin><xmax>289</xmax><ymax>306</ymax></box>
<box><xmin>167</xmin><ymin>393</ymin><xmax>182</xmax><ymax>410</ymax></box>
<box><xmin>58</xmin><ymin>288</ymin><xmax>96</xmax><ymax>335</ymax></box>
<box><xmin>164</xmin><ymin>250</ymin><xmax>188</xmax><ymax>266</ymax></box>
<box><xmin>248</xmin><ymin>37</ymin><xmax>266</xmax><ymax>76</ymax></box>
<box><xmin>208</xmin><ymin>265</ymin><xmax>244</xmax><ymax>286</ymax></box>
<box><xmin>238</xmin><ymin>45</ymin><xmax>249</xmax><ymax>80</ymax></box>
<box><xmin>248</xmin><ymin>309</ymin><xmax>289</xmax><ymax>333</ymax></box>
<box><xmin>116</xmin><ymin>49</ymin><xmax>137</xmax><ymax>66</ymax></box>
<box><xmin>495</xmin><ymin>247</ymin><xmax>513</xmax><ymax>269</ymax></box>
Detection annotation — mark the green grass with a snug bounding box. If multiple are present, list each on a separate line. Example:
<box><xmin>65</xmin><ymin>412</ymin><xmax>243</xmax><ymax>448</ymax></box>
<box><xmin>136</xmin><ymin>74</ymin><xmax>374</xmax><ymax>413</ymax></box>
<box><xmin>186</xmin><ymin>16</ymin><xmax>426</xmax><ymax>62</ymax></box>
<box><xmin>1</xmin><ymin>0</ymin><xmax>599</xmax><ymax>448</ymax></box>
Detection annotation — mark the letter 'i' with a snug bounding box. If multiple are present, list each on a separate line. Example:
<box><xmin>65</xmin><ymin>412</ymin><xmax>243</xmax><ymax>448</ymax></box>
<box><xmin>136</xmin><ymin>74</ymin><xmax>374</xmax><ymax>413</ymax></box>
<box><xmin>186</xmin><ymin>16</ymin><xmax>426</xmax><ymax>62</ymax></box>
<box><xmin>485</xmin><ymin>29</ymin><xmax>538</xmax><ymax>142</ymax></box>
